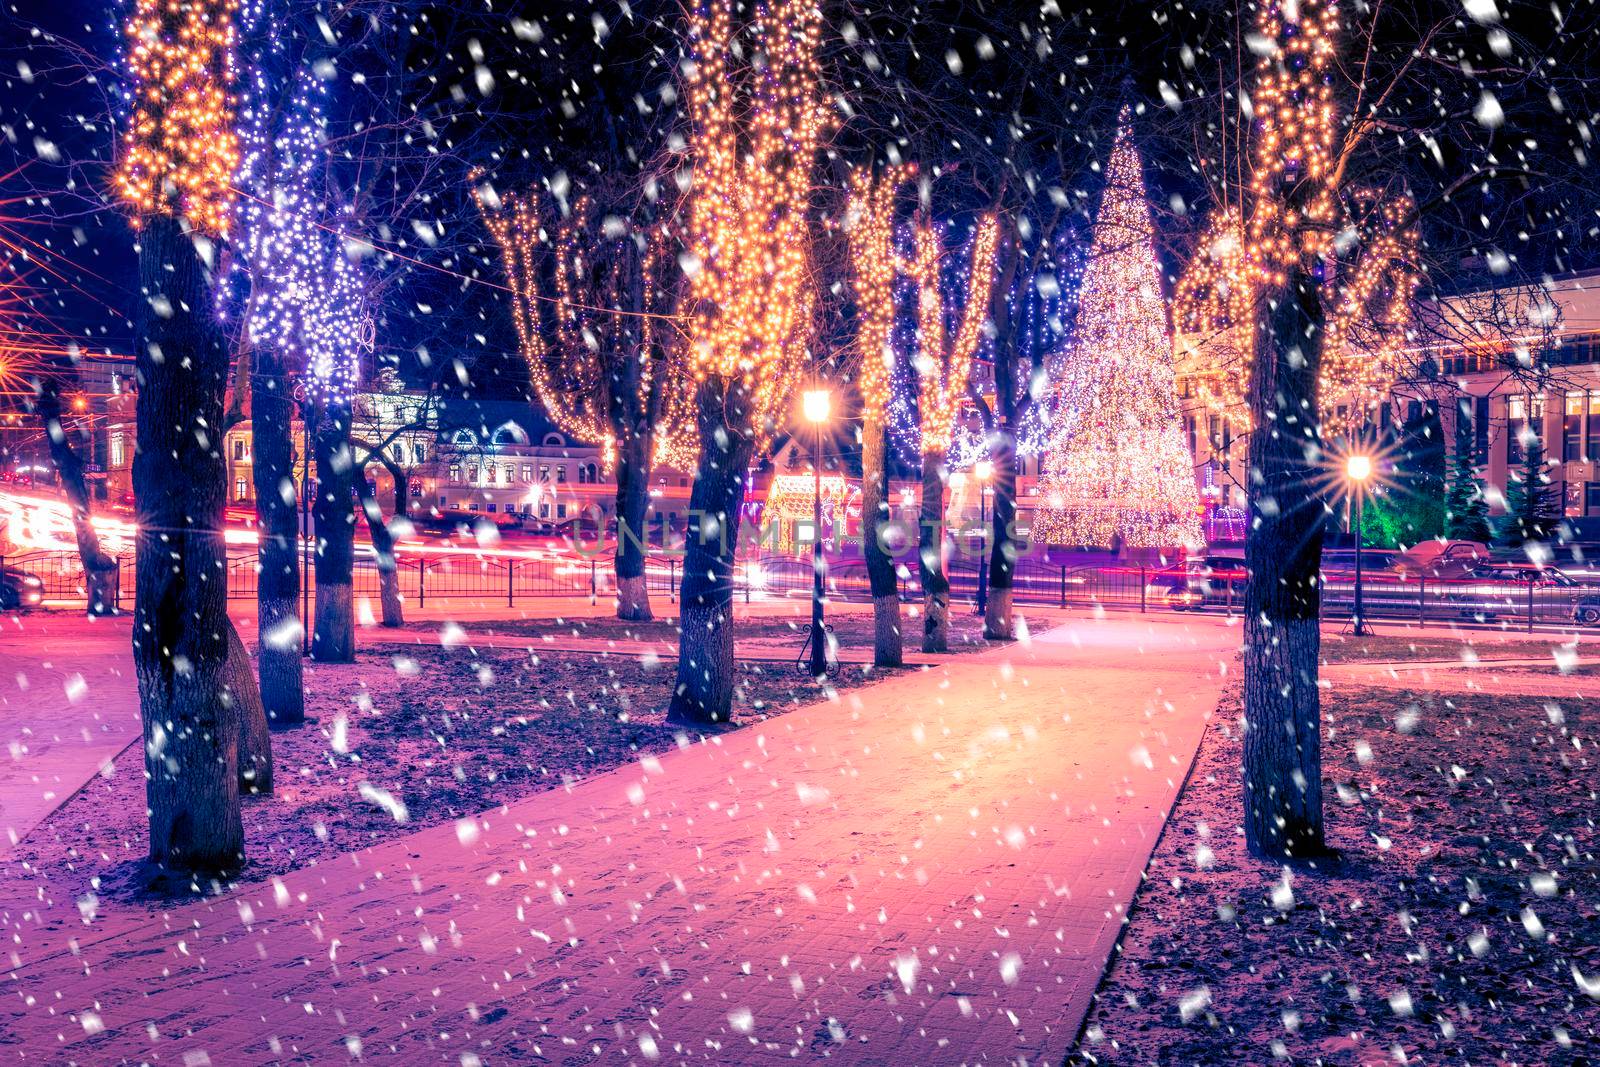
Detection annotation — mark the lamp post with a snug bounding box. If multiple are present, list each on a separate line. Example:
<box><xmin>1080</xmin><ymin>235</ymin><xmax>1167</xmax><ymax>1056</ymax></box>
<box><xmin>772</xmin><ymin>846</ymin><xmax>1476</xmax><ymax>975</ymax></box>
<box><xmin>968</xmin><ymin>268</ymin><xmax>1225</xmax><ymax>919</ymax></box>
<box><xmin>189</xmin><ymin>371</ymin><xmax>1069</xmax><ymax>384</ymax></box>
<box><xmin>803</xmin><ymin>388</ymin><xmax>831</xmax><ymax>677</ymax></box>
<box><xmin>974</xmin><ymin>459</ymin><xmax>992</xmax><ymax>615</ymax></box>
<box><xmin>1346</xmin><ymin>452</ymin><xmax>1374</xmax><ymax>636</ymax></box>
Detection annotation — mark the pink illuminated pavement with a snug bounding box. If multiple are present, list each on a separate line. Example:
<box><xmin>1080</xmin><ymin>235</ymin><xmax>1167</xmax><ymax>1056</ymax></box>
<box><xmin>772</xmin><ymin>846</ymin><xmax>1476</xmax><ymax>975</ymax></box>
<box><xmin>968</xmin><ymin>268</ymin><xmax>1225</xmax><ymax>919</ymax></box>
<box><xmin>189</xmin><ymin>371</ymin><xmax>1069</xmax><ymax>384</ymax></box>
<box><xmin>1</xmin><ymin>612</ymin><xmax>1236</xmax><ymax>1064</ymax></box>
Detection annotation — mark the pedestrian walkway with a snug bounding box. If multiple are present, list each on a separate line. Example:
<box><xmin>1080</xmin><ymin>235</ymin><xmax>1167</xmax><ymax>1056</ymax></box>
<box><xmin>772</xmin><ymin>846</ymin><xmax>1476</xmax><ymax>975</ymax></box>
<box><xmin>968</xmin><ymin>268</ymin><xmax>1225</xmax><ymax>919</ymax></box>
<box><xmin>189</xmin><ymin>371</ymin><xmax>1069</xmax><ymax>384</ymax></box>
<box><xmin>0</xmin><ymin>612</ymin><xmax>1236</xmax><ymax>1064</ymax></box>
<box><xmin>0</xmin><ymin>612</ymin><xmax>141</xmax><ymax>853</ymax></box>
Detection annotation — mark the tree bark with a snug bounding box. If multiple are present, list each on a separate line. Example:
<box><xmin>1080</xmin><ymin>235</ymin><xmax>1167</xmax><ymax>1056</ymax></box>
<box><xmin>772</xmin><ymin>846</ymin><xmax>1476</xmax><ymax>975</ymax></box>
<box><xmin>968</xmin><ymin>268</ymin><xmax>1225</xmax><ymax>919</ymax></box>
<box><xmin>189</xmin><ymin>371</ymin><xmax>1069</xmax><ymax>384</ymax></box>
<box><xmin>356</xmin><ymin>469</ymin><xmax>404</xmax><ymax>627</ymax></box>
<box><xmin>984</xmin><ymin>429</ymin><xmax>1019</xmax><ymax>641</ymax></box>
<box><xmin>224</xmin><ymin>618</ymin><xmax>272</xmax><ymax>794</ymax></box>
<box><xmin>667</xmin><ymin>381</ymin><xmax>755</xmax><ymax>726</ymax></box>
<box><xmin>614</xmin><ymin>426</ymin><xmax>654</xmax><ymax>621</ymax></box>
<box><xmin>861</xmin><ymin>414</ymin><xmax>902</xmax><ymax>666</ymax></box>
<box><xmin>390</xmin><ymin>466</ymin><xmax>410</xmax><ymax>519</ymax></box>
<box><xmin>252</xmin><ymin>348</ymin><xmax>304</xmax><ymax>727</ymax></box>
<box><xmin>131</xmin><ymin>213</ymin><xmax>243</xmax><ymax>872</ymax></box>
<box><xmin>312</xmin><ymin>400</ymin><xmax>356</xmax><ymax>662</ymax></box>
<box><xmin>983</xmin><ymin>227</ymin><xmax>1023</xmax><ymax>641</ymax></box>
<box><xmin>918</xmin><ymin>455</ymin><xmax>950</xmax><ymax>653</ymax></box>
<box><xmin>35</xmin><ymin>386</ymin><xmax>120</xmax><ymax>615</ymax></box>
<box><xmin>1242</xmin><ymin>268</ymin><xmax>1329</xmax><ymax>862</ymax></box>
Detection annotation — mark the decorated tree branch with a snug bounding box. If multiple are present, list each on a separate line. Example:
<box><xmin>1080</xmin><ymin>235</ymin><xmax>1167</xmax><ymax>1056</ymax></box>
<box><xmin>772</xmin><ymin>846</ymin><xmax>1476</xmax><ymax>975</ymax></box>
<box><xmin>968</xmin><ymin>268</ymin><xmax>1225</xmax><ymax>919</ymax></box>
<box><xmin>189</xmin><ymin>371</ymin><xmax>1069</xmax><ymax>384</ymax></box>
<box><xmin>903</xmin><ymin>212</ymin><xmax>998</xmax><ymax>653</ymax></box>
<box><xmin>476</xmin><ymin>181</ymin><xmax>677</xmax><ymax>621</ymax></box>
<box><xmin>666</xmin><ymin>0</ymin><xmax>830</xmax><ymax>724</ymax></box>
<box><xmin>233</xmin><ymin>20</ymin><xmax>366</xmax><ymax>669</ymax></box>
<box><xmin>116</xmin><ymin>0</ymin><xmax>246</xmax><ymax>872</ymax></box>
<box><xmin>1176</xmin><ymin>0</ymin><xmax>1422</xmax><ymax>861</ymax></box>
<box><xmin>845</xmin><ymin>165</ymin><xmax>914</xmax><ymax>667</ymax></box>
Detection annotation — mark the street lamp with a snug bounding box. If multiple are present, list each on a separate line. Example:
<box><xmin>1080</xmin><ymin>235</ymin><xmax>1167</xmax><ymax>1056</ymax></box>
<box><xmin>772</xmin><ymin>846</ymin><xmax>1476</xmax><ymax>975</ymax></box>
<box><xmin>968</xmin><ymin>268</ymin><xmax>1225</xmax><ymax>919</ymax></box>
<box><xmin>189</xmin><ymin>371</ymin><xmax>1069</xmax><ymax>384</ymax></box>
<box><xmin>1346</xmin><ymin>452</ymin><xmax>1374</xmax><ymax>637</ymax></box>
<box><xmin>973</xmin><ymin>459</ymin><xmax>993</xmax><ymax>616</ymax></box>
<box><xmin>803</xmin><ymin>388</ymin><xmax>831</xmax><ymax>677</ymax></box>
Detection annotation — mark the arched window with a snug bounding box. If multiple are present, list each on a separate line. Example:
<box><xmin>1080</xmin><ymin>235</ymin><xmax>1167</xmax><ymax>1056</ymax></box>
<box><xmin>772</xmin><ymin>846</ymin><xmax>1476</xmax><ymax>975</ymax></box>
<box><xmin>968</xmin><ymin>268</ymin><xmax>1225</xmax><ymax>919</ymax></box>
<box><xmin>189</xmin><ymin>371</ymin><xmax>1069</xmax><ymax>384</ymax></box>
<box><xmin>452</xmin><ymin>429</ymin><xmax>477</xmax><ymax>449</ymax></box>
<box><xmin>492</xmin><ymin>422</ymin><xmax>529</xmax><ymax>447</ymax></box>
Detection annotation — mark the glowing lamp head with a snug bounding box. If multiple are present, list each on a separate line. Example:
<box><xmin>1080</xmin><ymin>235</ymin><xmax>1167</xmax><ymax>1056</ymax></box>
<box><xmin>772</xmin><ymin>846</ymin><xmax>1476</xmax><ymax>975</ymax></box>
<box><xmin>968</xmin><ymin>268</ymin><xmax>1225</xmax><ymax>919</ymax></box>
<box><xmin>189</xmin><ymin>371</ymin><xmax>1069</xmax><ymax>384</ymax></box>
<box><xmin>1346</xmin><ymin>454</ymin><xmax>1373</xmax><ymax>483</ymax></box>
<box><xmin>802</xmin><ymin>388</ymin><xmax>832</xmax><ymax>425</ymax></box>
<box><xmin>974</xmin><ymin>459</ymin><xmax>993</xmax><ymax>482</ymax></box>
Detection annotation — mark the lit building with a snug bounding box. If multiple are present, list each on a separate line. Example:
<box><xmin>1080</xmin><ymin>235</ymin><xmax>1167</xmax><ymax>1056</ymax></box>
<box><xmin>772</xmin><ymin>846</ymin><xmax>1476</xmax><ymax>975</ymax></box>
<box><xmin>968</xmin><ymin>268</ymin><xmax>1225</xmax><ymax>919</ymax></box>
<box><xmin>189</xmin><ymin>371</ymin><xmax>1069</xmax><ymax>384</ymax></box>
<box><xmin>1177</xmin><ymin>269</ymin><xmax>1600</xmax><ymax>541</ymax></box>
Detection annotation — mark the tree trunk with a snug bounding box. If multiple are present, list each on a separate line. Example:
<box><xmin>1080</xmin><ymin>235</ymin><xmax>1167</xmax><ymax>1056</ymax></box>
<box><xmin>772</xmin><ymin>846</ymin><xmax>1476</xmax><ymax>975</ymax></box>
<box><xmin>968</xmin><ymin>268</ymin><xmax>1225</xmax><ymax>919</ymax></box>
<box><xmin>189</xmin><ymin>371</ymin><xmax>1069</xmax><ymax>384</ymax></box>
<box><xmin>918</xmin><ymin>454</ymin><xmax>950</xmax><ymax>653</ymax></box>
<box><xmin>861</xmin><ymin>414</ymin><xmax>902</xmax><ymax>666</ymax></box>
<box><xmin>1242</xmin><ymin>268</ymin><xmax>1329</xmax><ymax>862</ymax></box>
<box><xmin>224</xmin><ymin>618</ymin><xmax>272</xmax><ymax>794</ymax></box>
<box><xmin>131</xmin><ymin>214</ymin><xmax>243</xmax><ymax>872</ymax></box>
<box><xmin>668</xmin><ymin>381</ymin><xmax>756</xmax><ymax>727</ymax></box>
<box><xmin>35</xmin><ymin>387</ymin><xmax>120</xmax><ymax>615</ymax></box>
<box><xmin>391</xmin><ymin>467</ymin><xmax>410</xmax><ymax>519</ymax></box>
<box><xmin>312</xmin><ymin>400</ymin><xmax>356</xmax><ymax>662</ymax></box>
<box><xmin>984</xmin><ymin>431</ymin><xmax>1018</xmax><ymax>641</ymax></box>
<box><xmin>356</xmin><ymin>470</ymin><xmax>404</xmax><ymax>627</ymax></box>
<box><xmin>614</xmin><ymin>427</ymin><xmax>654</xmax><ymax>621</ymax></box>
<box><xmin>252</xmin><ymin>348</ymin><xmax>304</xmax><ymax>727</ymax></box>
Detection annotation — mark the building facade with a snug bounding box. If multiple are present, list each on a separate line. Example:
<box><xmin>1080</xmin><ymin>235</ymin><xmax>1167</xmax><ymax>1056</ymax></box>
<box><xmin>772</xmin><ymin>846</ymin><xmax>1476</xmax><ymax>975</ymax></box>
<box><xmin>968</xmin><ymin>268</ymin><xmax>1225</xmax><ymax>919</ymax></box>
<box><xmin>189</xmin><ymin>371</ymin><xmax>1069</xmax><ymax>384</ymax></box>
<box><xmin>1177</xmin><ymin>270</ymin><xmax>1600</xmax><ymax>543</ymax></box>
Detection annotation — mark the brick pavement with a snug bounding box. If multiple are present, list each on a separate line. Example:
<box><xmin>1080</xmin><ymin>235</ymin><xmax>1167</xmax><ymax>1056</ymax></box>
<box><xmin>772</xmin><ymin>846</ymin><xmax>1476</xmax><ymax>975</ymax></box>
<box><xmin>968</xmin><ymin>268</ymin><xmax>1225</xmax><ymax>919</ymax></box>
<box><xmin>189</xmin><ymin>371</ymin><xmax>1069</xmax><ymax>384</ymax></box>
<box><xmin>0</xmin><ymin>613</ymin><xmax>1235</xmax><ymax>1064</ymax></box>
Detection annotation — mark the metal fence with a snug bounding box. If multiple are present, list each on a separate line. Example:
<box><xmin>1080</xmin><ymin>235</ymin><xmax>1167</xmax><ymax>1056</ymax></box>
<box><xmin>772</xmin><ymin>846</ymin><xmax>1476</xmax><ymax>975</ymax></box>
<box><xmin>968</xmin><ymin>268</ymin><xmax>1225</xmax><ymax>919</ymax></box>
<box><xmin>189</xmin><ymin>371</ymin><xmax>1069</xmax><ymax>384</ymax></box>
<box><xmin>9</xmin><ymin>546</ymin><xmax>1598</xmax><ymax>631</ymax></box>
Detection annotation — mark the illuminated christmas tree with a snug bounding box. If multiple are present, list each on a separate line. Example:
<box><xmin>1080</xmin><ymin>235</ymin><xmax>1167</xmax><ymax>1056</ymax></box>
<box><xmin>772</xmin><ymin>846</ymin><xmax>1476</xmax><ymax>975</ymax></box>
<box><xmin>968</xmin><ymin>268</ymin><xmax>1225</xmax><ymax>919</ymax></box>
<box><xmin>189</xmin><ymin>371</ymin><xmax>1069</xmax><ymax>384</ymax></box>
<box><xmin>1031</xmin><ymin>121</ymin><xmax>1202</xmax><ymax>549</ymax></box>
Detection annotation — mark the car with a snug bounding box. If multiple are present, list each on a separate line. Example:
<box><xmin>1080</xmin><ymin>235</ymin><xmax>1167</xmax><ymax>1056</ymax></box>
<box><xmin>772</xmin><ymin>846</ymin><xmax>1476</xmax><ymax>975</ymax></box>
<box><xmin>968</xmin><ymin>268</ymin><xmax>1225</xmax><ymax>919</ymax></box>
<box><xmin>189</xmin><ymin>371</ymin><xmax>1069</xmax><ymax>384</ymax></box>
<box><xmin>1150</xmin><ymin>555</ymin><xmax>1247</xmax><ymax>610</ymax></box>
<box><xmin>0</xmin><ymin>566</ymin><xmax>44</xmax><ymax>611</ymax></box>
<box><xmin>1440</xmin><ymin>562</ymin><xmax>1600</xmax><ymax>624</ymax></box>
<box><xmin>1391</xmin><ymin>540</ymin><xmax>1491</xmax><ymax>580</ymax></box>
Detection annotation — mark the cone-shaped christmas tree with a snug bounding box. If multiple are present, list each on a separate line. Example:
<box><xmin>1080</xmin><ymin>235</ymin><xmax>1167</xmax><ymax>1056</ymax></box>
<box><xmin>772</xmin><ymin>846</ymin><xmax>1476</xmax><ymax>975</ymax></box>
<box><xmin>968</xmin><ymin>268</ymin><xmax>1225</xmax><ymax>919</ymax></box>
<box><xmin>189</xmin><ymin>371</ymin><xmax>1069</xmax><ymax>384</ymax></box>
<box><xmin>1032</xmin><ymin>119</ymin><xmax>1203</xmax><ymax>549</ymax></box>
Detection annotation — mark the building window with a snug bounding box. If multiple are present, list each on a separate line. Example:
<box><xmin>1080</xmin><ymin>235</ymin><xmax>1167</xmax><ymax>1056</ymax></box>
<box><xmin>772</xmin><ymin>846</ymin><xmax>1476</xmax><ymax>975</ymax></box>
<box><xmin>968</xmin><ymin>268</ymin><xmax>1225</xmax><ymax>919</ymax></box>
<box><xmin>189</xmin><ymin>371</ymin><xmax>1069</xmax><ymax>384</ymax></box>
<box><xmin>1475</xmin><ymin>396</ymin><xmax>1490</xmax><ymax>463</ymax></box>
<box><xmin>411</xmin><ymin>484</ymin><xmax>422</xmax><ymax>497</ymax></box>
<box><xmin>449</xmin><ymin>463</ymin><xmax>461</xmax><ymax>483</ymax></box>
<box><xmin>232</xmin><ymin>438</ymin><xmax>246</xmax><ymax>461</ymax></box>
<box><xmin>539</xmin><ymin>502</ymin><xmax>551</xmax><ymax>518</ymax></box>
<box><xmin>1565</xmin><ymin>392</ymin><xmax>1583</xmax><ymax>462</ymax></box>
<box><xmin>556</xmin><ymin>466</ymin><xmax>568</xmax><ymax>484</ymax></box>
<box><xmin>467</xmin><ymin>464</ymin><xmax>479</xmax><ymax>484</ymax></box>
<box><xmin>557</xmin><ymin>503</ymin><xmax>567</xmax><ymax>518</ymax></box>
<box><xmin>110</xmin><ymin>432</ymin><xmax>125</xmax><ymax>468</ymax></box>
<box><xmin>1508</xmin><ymin>395</ymin><xmax>1527</xmax><ymax>466</ymax></box>
<box><xmin>521</xmin><ymin>463</ymin><xmax>534</xmax><ymax>482</ymax></box>
<box><xmin>487</xmin><ymin>503</ymin><xmax>497</xmax><ymax>513</ymax></box>
<box><xmin>1586</xmin><ymin>393</ymin><xmax>1600</xmax><ymax>464</ymax></box>
<box><xmin>234</xmin><ymin>477</ymin><xmax>247</xmax><ymax>501</ymax></box>
<box><xmin>504</xmin><ymin>465</ymin><xmax>515</xmax><ymax>485</ymax></box>
<box><xmin>1587</xmin><ymin>482</ymin><xmax>1600</xmax><ymax>515</ymax></box>
<box><xmin>539</xmin><ymin>464</ymin><xmax>551</xmax><ymax>483</ymax></box>
<box><xmin>414</xmin><ymin>444</ymin><xmax>426</xmax><ymax>464</ymax></box>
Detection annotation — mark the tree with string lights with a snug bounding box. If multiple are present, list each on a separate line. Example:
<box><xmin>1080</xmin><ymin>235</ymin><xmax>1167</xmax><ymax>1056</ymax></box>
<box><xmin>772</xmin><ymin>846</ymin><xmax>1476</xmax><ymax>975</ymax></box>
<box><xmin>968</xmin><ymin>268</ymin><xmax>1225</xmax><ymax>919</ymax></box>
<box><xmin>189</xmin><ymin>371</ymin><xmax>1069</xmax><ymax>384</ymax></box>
<box><xmin>845</xmin><ymin>165</ymin><xmax>914</xmax><ymax>667</ymax></box>
<box><xmin>116</xmin><ymin>0</ymin><xmax>247</xmax><ymax>872</ymax></box>
<box><xmin>1174</xmin><ymin>0</ymin><xmax>1426</xmax><ymax>861</ymax></box>
<box><xmin>476</xmin><ymin>180</ymin><xmax>678</xmax><ymax>622</ymax></box>
<box><xmin>666</xmin><ymin>0</ymin><xmax>830</xmax><ymax>725</ymax></box>
<box><xmin>903</xmin><ymin>212</ymin><xmax>998</xmax><ymax>654</ymax></box>
<box><xmin>1031</xmin><ymin>121</ymin><xmax>1202</xmax><ymax>552</ymax></box>
<box><xmin>232</xmin><ymin>12</ymin><xmax>366</xmax><ymax>688</ymax></box>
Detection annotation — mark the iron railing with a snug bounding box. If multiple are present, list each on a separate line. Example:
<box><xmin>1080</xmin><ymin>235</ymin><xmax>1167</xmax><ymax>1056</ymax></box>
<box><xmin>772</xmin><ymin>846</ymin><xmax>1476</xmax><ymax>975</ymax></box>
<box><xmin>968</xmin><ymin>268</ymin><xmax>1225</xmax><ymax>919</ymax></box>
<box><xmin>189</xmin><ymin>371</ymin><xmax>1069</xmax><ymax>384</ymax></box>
<box><xmin>8</xmin><ymin>546</ymin><xmax>1599</xmax><ymax>632</ymax></box>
